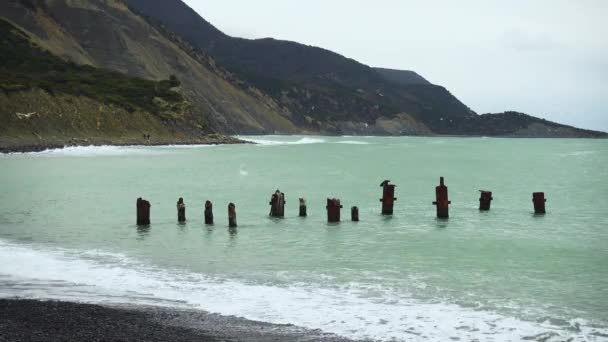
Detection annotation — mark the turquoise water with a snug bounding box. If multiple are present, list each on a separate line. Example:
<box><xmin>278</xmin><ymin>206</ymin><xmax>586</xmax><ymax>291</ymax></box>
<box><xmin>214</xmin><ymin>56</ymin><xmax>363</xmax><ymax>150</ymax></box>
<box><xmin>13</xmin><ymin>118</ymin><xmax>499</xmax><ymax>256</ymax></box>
<box><xmin>0</xmin><ymin>136</ymin><xmax>607</xmax><ymax>341</ymax></box>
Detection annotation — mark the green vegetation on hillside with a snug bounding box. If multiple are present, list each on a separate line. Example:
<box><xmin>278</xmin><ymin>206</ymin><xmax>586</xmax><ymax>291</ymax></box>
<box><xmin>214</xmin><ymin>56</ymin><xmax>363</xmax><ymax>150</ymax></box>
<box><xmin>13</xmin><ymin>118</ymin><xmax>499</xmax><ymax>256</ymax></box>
<box><xmin>122</xmin><ymin>0</ymin><xmax>474</xmax><ymax>125</ymax></box>
<box><xmin>0</xmin><ymin>19</ymin><xmax>186</xmax><ymax>115</ymax></box>
<box><xmin>374</xmin><ymin>68</ymin><xmax>431</xmax><ymax>86</ymax></box>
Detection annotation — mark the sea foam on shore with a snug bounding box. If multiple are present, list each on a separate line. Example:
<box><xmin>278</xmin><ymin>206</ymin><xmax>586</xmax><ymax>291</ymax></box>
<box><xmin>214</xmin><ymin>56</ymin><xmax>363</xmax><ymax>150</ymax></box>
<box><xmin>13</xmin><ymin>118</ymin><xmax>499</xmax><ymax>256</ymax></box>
<box><xmin>1</xmin><ymin>239</ymin><xmax>605</xmax><ymax>342</ymax></box>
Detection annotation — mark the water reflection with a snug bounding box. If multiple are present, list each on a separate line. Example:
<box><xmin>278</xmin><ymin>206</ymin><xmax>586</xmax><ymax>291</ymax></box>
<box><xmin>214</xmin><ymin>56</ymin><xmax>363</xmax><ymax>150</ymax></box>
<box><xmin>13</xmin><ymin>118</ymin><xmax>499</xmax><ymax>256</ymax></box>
<box><xmin>177</xmin><ymin>222</ymin><xmax>187</xmax><ymax>235</ymax></box>
<box><xmin>228</xmin><ymin>227</ymin><xmax>238</xmax><ymax>237</ymax></box>
<box><xmin>435</xmin><ymin>218</ymin><xmax>449</xmax><ymax>229</ymax></box>
<box><xmin>136</xmin><ymin>224</ymin><xmax>150</xmax><ymax>239</ymax></box>
<box><xmin>227</xmin><ymin>227</ymin><xmax>238</xmax><ymax>247</ymax></box>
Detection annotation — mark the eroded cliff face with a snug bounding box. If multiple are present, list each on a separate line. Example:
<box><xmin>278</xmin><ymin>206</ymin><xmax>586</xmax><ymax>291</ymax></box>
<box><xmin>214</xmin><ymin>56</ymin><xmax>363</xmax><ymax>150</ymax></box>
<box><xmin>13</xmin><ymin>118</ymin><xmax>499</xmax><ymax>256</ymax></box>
<box><xmin>0</xmin><ymin>0</ymin><xmax>605</xmax><ymax>141</ymax></box>
<box><xmin>120</xmin><ymin>0</ymin><xmax>608</xmax><ymax>138</ymax></box>
<box><xmin>0</xmin><ymin>0</ymin><xmax>298</xmax><ymax>135</ymax></box>
<box><xmin>0</xmin><ymin>89</ymin><xmax>241</xmax><ymax>152</ymax></box>
<box><xmin>0</xmin><ymin>15</ymin><xmax>244</xmax><ymax>152</ymax></box>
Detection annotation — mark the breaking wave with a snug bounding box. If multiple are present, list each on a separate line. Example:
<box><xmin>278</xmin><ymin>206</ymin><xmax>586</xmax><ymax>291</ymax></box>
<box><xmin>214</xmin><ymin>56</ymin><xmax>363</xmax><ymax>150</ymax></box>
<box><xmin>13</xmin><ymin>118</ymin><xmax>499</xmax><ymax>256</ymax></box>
<box><xmin>1</xmin><ymin>145</ymin><xmax>220</xmax><ymax>157</ymax></box>
<box><xmin>1</xmin><ymin>239</ymin><xmax>605</xmax><ymax>341</ymax></box>
<box><xmin>239</xmin><ymin>137</ymin><xmax>326</xmax><ymax>146</ymax></box>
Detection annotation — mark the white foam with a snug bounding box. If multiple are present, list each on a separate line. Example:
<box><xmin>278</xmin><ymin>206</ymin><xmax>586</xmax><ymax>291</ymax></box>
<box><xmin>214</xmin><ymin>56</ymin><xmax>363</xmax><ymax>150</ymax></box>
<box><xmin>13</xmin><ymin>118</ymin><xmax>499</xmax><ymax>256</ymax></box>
<box><xmin>238</xmin><ymin>136</ymin><xmax>372</xmax><ymax>146</ymax></box>
<box><xmin>0</xmin><ymin>239</ymin><xmax>605</xmax><ymax>341</ymax></box>
<box><xmin>239</xmin><ymin>163</ymin><xmax>249</xmax><ymax>176</ymax></box>
<box><xmin>2</xmin><ymin>145</ymin><xmax>159</xmax><ymax>157</ymax></box>
<box><xmin>335</xmin><ymin>140</ymin><xmax>371</xmax><ymax>145</ymax></box>
<box><xmin>1</xmin><ymin>144</ymin><xmax>220</xmax><ymax>157</ymax></box>
<box><xmin>50</xmin><ymin>145</ymin><xmax>164</xmax><ymax>156</ymax></box>
<box><xmin>558</xmin><ymin>151</ymin><xmax>597</xmax><ymax>157</ymax></box>
<box><xmin>239</xmin><ymin>137</ymin><xmax>326</xmax><ymax>146</ymax></box>
<box><xmin>154</xmin><ymin>144</ymin><xmax>221</xmax><ymax>149</ymax></box>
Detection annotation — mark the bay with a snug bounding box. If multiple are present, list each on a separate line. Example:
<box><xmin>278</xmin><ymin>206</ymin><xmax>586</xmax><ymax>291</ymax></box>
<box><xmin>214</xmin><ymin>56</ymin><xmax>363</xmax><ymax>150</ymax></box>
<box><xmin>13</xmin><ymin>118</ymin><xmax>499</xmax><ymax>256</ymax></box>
<box><xmin>1</xmin><ymin>136</ymin><xmax>607</xmax><ymax>341</ymax></box>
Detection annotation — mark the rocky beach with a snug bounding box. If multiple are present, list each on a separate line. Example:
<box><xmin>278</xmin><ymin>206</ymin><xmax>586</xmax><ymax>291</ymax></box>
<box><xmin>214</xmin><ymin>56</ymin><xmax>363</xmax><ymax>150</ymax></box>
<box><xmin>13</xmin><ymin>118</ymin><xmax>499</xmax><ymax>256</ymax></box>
<box><xmin>0</xmin><ymin>299</ymin><xmax>355</xmax><ymax>342</ymax></box>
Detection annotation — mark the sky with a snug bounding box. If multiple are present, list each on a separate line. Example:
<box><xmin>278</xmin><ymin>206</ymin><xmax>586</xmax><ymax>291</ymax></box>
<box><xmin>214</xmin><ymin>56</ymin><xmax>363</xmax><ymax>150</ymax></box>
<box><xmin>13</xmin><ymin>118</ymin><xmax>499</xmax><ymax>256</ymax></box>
<box><xmin>183</xmin><ymin>0</ymin><xmax>608</xmax><ymax>131</ymax></box>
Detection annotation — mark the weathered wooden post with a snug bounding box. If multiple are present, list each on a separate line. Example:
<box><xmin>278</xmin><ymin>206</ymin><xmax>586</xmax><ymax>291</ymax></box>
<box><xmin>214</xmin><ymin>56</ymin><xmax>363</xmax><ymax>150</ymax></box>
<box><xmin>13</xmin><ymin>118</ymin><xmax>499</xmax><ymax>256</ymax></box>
<box><xmin>479</xmin><ymin>190</ymin><xmax>493</xmax><ymax>211</ymax></box>
<box><xmin>326</xmin><ymin>198</ymin><xmax>343</xmax><ymax>223</ymax></box>
<box><xmin>204</xmin><ymin>200</ymin><xmax>214</xmax><ymax>225</ymax></box>
<box><xmin>269</xmin><ymin>189</ymin><xmax>286</xmax><ymax>218</ymax></box>
<box><xmin>351</xmin><ymin>206</ymin><xmax>359</xmax><ymax>222</ymax></box>
<box><xmin>533</xmin><ymin>192</ymin><xmax>546</xmax><ymax>214</ymax></box>
<box><xmin>228</xmin><ymin>202</ymin><xmax>237</xmax><ymax>228</ymax></box>
<box><xmin>136</xmin><ymin>197</ymin><xmax>151</xmax><ymax>225</ymax></box>
<box><xmin>379</xmin><ymin>180</ymin><xmax>397</xmax><ymax>215</ymax></box>
<box><xmin>299</xmin><ymin>198</ymin><xmax>307</xmax><ymax>217</ymax></box>
<box><xmin>432</xmin><ymin>177</ymin><xmax>451</xmax><ymax>219</ymax></box>
<box><xmin>177</xmin><ymin>197</ymin><xmax>186</xmax><ymax>223</ymax></box>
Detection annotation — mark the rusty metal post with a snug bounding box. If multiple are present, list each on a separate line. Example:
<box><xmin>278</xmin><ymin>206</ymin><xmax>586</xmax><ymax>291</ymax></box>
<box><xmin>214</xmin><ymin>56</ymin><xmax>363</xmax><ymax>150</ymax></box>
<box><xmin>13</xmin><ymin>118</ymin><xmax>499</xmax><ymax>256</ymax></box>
<box><xmin>379</xmin><ymin>180</ymin><xmax>397</xmax><ymax>215</ymax></box>
<box><xmin>479</xmin><ymin>190</ymin><xmax>493</xmax><ymax>211</ymax></box>
<box><xmin>177</xmin><ymin>197</ymin><xmax>186</xmax><ymax>223</ymax></box>
<box><xmin>204</xmin><ymin>200</ymin><xmax>213</xmax><ymax>225</ymax></box>
<box><xmin>351</xmin><ymin>206</ymin><xmax>359</xmax><ymax>222</ymax></box>
<box><xmin>326</xmin><ymin>198</ymin><xmax>343</xmax><ymax>223</ymax></box>
<box><xmin>136</xmin><ymin>197</ymin><xmax>151</xmax><ymax>225</ymax></box>
<box><xmin>269</xmin><ymin>190</ymin><xmax>286</xmax><ymax>218</ymax></box>
<box><xmin>228</xmin><ymin>202</ymin><xmax>237</xmax><ymax>228</ymax></box>
<box><xmin>533</xmin><ymin>192</ymin><xmax>546</xmax><ymax>214</ymax></box>
<box><xmin>432</xmin><ymin>177</ymin><xmax>451</xmax><ymax>219</ymax></box>
<box><xmin>299</xmin><ymin>198</ymin><xmax>307</xmax><ymax>217</ymax></box>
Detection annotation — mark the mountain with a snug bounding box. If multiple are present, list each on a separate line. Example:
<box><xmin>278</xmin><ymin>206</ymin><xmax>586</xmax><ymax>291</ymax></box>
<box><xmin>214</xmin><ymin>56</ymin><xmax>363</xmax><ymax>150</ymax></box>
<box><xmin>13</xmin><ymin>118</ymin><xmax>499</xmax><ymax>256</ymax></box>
<box><xmin>123</xmin><ymin>0</ymin><xmax>475</xmax><ymax>132</ymax></box>
<box><xmin>0</xmin><ymin>17</ymin><xmax>244</xmax><ymax>152</ymax></box>
<box><xmin>122</xmin><ymin>0</ymin><xmax>606</xmax><ymax>138</ymax></box>
<box><xmin>374</xmin><ymin>68</ymin><xmax>431</xmax><ymax>86</ymax></box>
<box><xmin>0</xmin><ymin>0</ymin><xmax>605</xmax><ymax>147</ymax></box>
<box><xmin>0</xmin><ymin>0</ymin><xmax>298</xmax><ymax>138</ymax></box>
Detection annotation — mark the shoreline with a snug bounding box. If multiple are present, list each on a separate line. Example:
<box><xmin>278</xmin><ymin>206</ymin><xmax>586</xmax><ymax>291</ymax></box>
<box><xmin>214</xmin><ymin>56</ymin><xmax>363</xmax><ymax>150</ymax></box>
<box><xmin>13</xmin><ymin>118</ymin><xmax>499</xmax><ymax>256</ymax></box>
<box><xmin>0</xmin><ymin>134</ymin><xmax>250</xmax><ymax>154</ymax></box>
<box><xmin>3</xmin><ymin>133</ymin><xmax>607</xmax><ymax>154</ymax></box>
<box><xmin>0</xmin><ymin>298</ymin><xmax>358</xmax><ymax>342</ymax></box>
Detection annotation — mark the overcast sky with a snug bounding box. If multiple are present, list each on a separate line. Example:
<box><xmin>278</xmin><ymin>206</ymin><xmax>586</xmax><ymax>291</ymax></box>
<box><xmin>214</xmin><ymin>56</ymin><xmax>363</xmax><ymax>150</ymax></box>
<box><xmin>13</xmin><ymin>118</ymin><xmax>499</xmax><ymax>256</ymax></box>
<box><xmin>183</xmin><ymin>0</ymin><xmax>608</xmax><ymax>131</ymax></box>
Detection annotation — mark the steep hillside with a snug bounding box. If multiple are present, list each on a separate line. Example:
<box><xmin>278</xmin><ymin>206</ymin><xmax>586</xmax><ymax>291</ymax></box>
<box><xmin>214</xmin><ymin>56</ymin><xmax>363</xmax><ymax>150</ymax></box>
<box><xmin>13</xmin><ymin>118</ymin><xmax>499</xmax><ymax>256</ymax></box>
<box><xmin>123</xmin><ymin>0</ymin><xmax>606</xmax><ymax>138</ymax></box>
<box><xmin>1</xmin><ymin>0</ymin><xmax>604</xmax><ymax>140</ymax></box>
<box><xmin>374</xmin><ymin>68</ymin><xmax>431</xmax><ymax>86</ymax></box>
<box><xmin>432</xmin><ymin>112</ymin><xmax>607</xmax><ymax>138</ymax></box>
<box><xmin>122</xmin><ymin>0</ymin><xmax>476</xmax><ymax>129</ymax></box>
<box><xmin>0</xmin><ymin>18</ymin><xmax>241</xmax><ymax>152</ymax></box>
<box><xmin>0</xmin><ymin>0</ymin><xmax>298</xmax><ymax>135</ymax></box>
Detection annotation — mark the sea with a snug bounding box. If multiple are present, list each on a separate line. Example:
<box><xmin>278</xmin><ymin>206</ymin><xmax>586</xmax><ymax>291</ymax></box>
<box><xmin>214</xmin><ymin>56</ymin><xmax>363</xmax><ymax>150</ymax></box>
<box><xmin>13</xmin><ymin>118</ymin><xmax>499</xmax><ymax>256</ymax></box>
<box><xmin>0</xmin><ymin>135</ymin><xmax>607</xmax><ymax>341</ymax></box>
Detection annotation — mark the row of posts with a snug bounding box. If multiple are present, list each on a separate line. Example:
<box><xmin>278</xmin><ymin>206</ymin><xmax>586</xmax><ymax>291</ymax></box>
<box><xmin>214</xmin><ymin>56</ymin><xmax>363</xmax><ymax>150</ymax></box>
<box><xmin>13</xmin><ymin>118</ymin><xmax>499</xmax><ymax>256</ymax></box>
<box><xmin>136</xmin><ymin>177</ymin><xmax>547</xmax><ymax>226</ymax></box>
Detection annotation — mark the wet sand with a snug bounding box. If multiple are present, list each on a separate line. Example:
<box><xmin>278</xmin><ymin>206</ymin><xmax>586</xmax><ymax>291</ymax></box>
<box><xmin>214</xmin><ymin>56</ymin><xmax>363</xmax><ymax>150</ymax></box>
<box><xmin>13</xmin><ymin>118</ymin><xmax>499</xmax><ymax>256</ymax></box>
<box><xmin>0</xmin><ymin>299</ymin><xmax>358</xmax><ymax>342</ymax></box>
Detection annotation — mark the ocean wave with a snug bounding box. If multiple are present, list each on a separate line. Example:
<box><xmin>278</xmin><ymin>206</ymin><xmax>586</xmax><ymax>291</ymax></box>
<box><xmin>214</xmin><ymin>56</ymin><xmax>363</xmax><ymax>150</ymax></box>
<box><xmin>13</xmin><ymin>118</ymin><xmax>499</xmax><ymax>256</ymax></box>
<box><xmin>557</xmin><ymin>151</ymin><xmax>597</xmax><ymax>157</ymax></box>
<box><xmin>154</xmin><ymin>144</ymin><xmax>220</xmax><ymax>149</ymax></box>
<box><xmin>238</xmin><ymin>136</ymin><xmax>371</xmax><ymax>145</ymax></box>
<box><xmin>0</xmin><ymin>239</ymin><xmax>604</xmax><ymax>341</ymax></box>
<box><xmin>1</xmin><ymin>144</ymin><xmax>220</xmax><ymax>157</ymax></box>
<box><xmin>239</xmin><ymin>137</ymin><xmax>326</xmax><ymax>146</ymax></box>
<box><xmin>39</xmin><ymin>145</ymin><xmax>162</xmax><ymax>157</ymax></box>
<box><xmin>335</xmin><ymin>140</ymin><xmax>371</xmax><ymax>145</ymax></box>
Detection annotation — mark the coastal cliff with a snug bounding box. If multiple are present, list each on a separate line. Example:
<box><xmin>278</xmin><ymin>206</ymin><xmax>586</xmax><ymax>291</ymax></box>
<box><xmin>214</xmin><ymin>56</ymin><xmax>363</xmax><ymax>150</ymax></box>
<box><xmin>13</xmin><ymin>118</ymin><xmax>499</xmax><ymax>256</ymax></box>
<box><xmin>0</xmin><ymin>0</ymin><xmax>605</xmax><ymax>153</ymax></box>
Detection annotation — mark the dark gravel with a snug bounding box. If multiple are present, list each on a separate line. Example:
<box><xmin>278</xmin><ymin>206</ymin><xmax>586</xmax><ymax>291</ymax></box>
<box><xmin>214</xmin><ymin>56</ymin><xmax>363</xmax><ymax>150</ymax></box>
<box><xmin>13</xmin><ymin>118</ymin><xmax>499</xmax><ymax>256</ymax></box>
<box><xmin>0</xmin><ymin>299</ymin><xmax>359</xmax><ymax>342</ymax></box>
